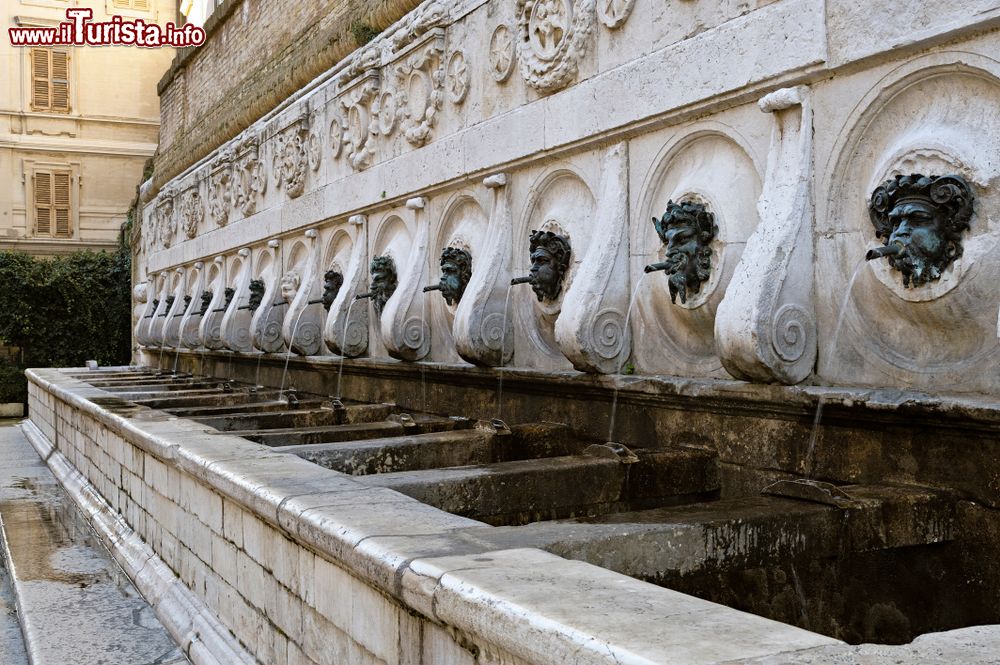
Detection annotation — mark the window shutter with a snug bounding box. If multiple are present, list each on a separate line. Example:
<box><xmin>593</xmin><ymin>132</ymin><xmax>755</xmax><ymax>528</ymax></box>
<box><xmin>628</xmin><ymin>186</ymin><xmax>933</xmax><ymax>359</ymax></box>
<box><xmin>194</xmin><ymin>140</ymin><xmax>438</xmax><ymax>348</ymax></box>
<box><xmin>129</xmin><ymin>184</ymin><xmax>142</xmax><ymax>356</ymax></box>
<box><xmin>35</xmin><ymin>172</ymin><xmax>52</xmax><ymax>235</ymax></box>
<box><xmin>50</xmin><ymin>51</ymin><xmax>69</xmax><ymax>112</ymax></box>
<box><xmin>134</xmin><ymin>0</ymin><xmax>151</xmax><ymax>10</ymax></box>
<box><xmin>112</xmin><ymin>0</ymin><xmax>129</xmax><ymax>7</ymax></box>
<box><xmin>31</xmin><ymin>48</ymin><xmax>50</xmax><ymax>109</ymax></box>
<box><xmin>54</xmin><ymin>172</ymin><xmax>71</xmax><ymax>237</ymax></box>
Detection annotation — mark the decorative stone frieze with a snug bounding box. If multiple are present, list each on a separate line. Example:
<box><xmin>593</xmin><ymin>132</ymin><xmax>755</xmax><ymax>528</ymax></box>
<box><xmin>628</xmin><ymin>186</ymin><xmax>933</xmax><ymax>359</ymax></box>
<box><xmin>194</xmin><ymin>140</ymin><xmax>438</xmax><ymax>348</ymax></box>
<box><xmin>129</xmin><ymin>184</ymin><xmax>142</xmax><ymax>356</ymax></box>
<box><xmin>337</xmin><ymin>73</ymin><xmax>380</xmax><ymax>171</ymax></box>
<box><xmin>154</xmin><ymin>190</ymin><xmax>177</xmax><ymax>250</ymax></box>
<box><xmin>233</xmin><ymin>136</ymin><xmax>267</xmax><ymax>216</ymax></box>
<box><xmin>596</xmin><ymin>0</ymin><xmax>634</xmax><ymax>29</ymax></box>
<box><xmin>516</xmin><ymin>0</ymin><xmax>595</xmax><ymax>93</ymax></box>
<box><xmin>446</xmin><ymin>50</ymin><xmax>470</xmax><ymax>104</ymax></box>
<box><xmin>393</xmin><ymin>30</ymin><xmax>446</xmax><ymax>147</ymax></box>
<box><xmin>272</xmin><ymin>117</ymin><xmax>312</xmax><ymax>199</ymax></box>
<box><xmin>208</xmin><ymin>153</ymin><xmax>233</xmax><ymax>228</ymax></box>
<box><xmin>179</xmin><ymin>185</ymin><xmax>204</xmax><ymax>240</ymax></box>
<box><xmin>488</xmin><ymin>25</ymin><xmax>517</xmax><ymax>83</ymax></box>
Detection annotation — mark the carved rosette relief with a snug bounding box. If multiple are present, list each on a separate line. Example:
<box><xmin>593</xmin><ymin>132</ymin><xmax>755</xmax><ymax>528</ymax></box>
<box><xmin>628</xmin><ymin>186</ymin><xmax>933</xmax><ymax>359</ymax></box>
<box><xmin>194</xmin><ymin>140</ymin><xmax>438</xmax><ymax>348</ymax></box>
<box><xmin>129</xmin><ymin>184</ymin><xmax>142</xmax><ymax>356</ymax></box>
<box><xmin>596</xmin><ymin>0</ymin><xmax>635</xmax><ymax>29</ymax></box>
<box><xmin>233</xmin><ymin>138</ymin><xmax>267</xmax><ymax>216</ymax></box>
<box><xmin>208</xmin><ymin>156</ymin><xmax>233</xmax><ymax>227</ymax></box>
<box><xmin>488</xmin><ymin>25</ymin><xmax>517</xmax><ymax>83</ymax></box>
<box><xmin>394</xmin><ymin>34</ymin><xmax>445</xmax><ymax>147</ymax></box>
<box><xmin>516</xmin><ymin>0</ymin><xmax>595</xmax><ymax>93</ymax></box>
<box><xmin>273</xmin><ymin>119</ymin><xmax>311</xmax><ymax>199</ymax></box>
<box><xmin>179</xmin><ymin>186</ymin><xmax>204</xmax><ymax>240</ymax></box>
<box><xmin>446</xmin><ymin>51</ymin><xmax>470</xmax><ymax>104</ymax></box>
<box><xmin>337</xmin><ymin>75</ymin><xmax>379</xmax><ymax>171</ymax></box>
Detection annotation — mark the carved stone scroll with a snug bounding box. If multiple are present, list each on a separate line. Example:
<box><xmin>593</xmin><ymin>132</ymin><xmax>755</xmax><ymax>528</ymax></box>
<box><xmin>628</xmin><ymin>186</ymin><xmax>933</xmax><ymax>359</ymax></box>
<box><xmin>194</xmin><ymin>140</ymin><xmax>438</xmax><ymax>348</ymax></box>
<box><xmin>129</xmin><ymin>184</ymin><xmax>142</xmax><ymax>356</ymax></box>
<box><xmin>284</xmin><ymin>230</ymin><xmax>327</xmax><ymax>356</ymax></box>
<box><xmin>453</xmin><ymin>174</ymin><xmax>514</xmax><ymax>366</ymax></box>
<box><xmin>220</xmin><ymin>248</ymin><xmax>255</xmax><ymax>353</ymax></box>
<box><xmin>163</xmin><ymin>267</ymin><xmax>190</xmax><ymax>348</ymax></box>
<box><xmin>324</xmin><ymin>216</ymin><xmax>370</xmax><ymax>358</ymax></box>
<box><xmin>555</xmin><ymin>142</ymin><xmax>631</xmax><ymax>373</ymax></box>
<box><xmin>381</xmin><ymin>198</ymin><xmax>432</xmax><ymax>361</ymax></box>
<box><xmin>198</xmin><ymin>256</ymin><xmax>228</xmax><ymax>350</ymax></box>
<box><xmin>179</xmin><ymin>262</ymin><xmax>206</xmax><ymax>349</ymax></box>
<box><xmin>250</xmin><ymin>240</ymin><xmax>287</xmax><ymax>354</ymax></box>
<box><xmin>715</xmin><ymin>86</ymin><xmax>817</xmax><ymax>384</ymax></box>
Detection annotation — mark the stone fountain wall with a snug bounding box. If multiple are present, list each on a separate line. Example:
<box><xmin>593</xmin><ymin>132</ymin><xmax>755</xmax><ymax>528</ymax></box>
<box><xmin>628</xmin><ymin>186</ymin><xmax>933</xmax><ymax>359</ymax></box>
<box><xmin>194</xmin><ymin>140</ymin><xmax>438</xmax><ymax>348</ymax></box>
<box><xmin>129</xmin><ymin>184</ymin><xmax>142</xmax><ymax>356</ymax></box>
<box><xmin>136</xmin><ymin>0</ymin><xmax>1000</xmax><ymax>393</ymax></box>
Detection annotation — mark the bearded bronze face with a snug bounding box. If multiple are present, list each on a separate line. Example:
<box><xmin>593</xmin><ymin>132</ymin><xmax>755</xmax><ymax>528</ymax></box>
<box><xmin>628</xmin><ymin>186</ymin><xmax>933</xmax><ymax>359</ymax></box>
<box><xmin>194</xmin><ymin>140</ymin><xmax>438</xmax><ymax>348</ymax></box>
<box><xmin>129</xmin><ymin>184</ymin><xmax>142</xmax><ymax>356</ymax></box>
<box><xmin>522</xmin><ymin>230</ymin><xmax>571</xmax><ymax>302</ymax></box>
<box><xmin>322</xmin><ymin>270</ymin><xmax>344</xmax><ymax>311</ymax></box>
<box><xmin>867</xmin><ymin>174</ymin><xmax>974</xmax><ymax>287</ymax></box>
<box><xmin>426</xmin><ymin>247</ymin><xmax>472</xmax><ymax>306</ymax></box>
<box><xmin>199</xmin><ymin>290</ymin><xmax>213</xmax><ymax>316</ymax></box>
<box><xmin>247</xmin><ymin>279</ymin><xmax>266</xmax><ymax>312</ymax></box>
<box><xmin>644</xmin><ymin>200</ymin><xmax>717</xmax><ymax>305</ymax></box>
<box><xmin>368</xmin><ymin>255</ymin><xmax>397</xmax><ymax>316</ymax></box>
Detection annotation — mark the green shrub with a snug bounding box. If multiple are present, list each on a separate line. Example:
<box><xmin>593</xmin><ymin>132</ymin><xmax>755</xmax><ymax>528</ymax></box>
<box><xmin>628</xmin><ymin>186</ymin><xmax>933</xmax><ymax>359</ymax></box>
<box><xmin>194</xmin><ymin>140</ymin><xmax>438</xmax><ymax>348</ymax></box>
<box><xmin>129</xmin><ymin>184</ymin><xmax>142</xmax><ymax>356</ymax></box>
<box><xmin>0</xmin><ymin>246</ymin><xmax>132</xmax><ymax>402</ymax></box>
<box><xmin>0</xmin><ymin>358</ymin><xmax>26</xmax><ymax>404</ymax></box>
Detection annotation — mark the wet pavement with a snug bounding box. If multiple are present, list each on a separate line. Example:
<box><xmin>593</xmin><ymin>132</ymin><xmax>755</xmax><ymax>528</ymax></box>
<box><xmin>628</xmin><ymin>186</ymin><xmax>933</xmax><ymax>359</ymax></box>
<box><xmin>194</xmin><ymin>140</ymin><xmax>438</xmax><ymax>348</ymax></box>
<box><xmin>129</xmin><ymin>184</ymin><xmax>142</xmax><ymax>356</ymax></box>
<box><xmin>0</xmin><ymin>422</ymin><xmax>188</xmax><ymax>665</ymax></box>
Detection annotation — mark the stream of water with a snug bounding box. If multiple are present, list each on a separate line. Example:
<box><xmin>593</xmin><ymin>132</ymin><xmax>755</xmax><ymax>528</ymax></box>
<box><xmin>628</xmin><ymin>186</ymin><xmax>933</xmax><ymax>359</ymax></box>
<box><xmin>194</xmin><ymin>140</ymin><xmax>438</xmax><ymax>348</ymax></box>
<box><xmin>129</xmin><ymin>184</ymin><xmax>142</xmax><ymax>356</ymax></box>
<box><xmin>607</xmin><ymin>273</ymin><xmax>648</xmax><ymax>443</ymax></box>
<box><xmin>495</xmin><ymin>285</ymin><xmax>515</xmax><ymax>420</ymax></box>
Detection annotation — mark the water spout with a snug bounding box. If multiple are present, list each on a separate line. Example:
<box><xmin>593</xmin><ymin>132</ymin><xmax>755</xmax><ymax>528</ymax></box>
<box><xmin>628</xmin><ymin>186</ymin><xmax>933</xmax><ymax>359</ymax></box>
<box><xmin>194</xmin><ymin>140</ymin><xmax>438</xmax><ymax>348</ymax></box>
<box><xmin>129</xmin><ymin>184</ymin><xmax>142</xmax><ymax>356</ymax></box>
<box><xmin>865</xmin><ymin>242</ymin><xmax>903</xmax><ymax>261</ymax></box>
<box><xmin>354</xmin><ymin>292</ymin><xmax>373</xmax><ymax>301</ymax></box>
<box><xmin>509</xmin><ymin>275</ymin><xmax>533</xmax><ymax>286</ymax></box>
<box><xmin>422</xmin><ymin>284</ymin><xmax>442</xmax><ymax>293</ymax></box>
<box><xmin>643</xmin><ymin>260</ymin><xmax>672</xmax><ymax>274</ymax></box>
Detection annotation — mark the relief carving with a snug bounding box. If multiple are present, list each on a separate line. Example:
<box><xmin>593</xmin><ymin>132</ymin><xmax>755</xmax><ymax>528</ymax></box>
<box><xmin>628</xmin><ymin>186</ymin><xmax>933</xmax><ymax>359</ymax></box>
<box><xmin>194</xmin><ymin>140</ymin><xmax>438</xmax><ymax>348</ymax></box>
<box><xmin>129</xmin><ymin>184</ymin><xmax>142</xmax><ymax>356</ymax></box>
<box><xmin>208</xmin><ymin>156</ymin><xmax>233</xmax><ymax>227</ymax></box>
<box><xmin>866</xmin><ymin>174</ymin><xmax>974</xmax><ymax>288</ymax></box>
<box><xmin>597</xmin><ymin>0</ymin><xmax>635</xmax><ymax>28</ymax></box>
<box><xmin>337</xmin><ymin>74</ymin><xmax>380</xmax><ymax>171</ymax></box>
<box><xmin>179</xmin><ymin>185</ymin><xmax>204</xmax><ymax>240</ymax></box>
<box><xmin>644</xmin><ymin>200</ymin><xmax>718</xmax><ymax>305</ymax></box>
<box><xmin>273</xmin><ymin>119</ymin><xmax>311</xmax><ymax>199</ymax></box>
<box><xmin>233</xmin><ymin>137</ymin><xmax>267</xmax><ymax>216</ymax></box>
<box><xmin>488</xmin><ymin>25</ymin><xmax>517</xmax><ymax>83</ymax></box>
<box><xmin>516</xmin><ymin>0</ymin><xmax>595</xmax><ymax>93</ymax></box>
<box><xmin>394</xmin><ymin>32</ymin><xmax>445</xmax><ymax>147</ymax></box>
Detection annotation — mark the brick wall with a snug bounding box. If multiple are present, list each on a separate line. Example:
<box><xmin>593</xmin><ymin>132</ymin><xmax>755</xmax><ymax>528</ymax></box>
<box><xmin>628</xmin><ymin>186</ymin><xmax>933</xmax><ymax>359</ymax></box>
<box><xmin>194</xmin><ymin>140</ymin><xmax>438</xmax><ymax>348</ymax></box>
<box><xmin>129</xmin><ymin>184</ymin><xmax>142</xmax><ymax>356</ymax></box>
<box><xmin>154</xmin><ymin>0</ymin><xmax>421</xmax><ymax>190</ymax></box>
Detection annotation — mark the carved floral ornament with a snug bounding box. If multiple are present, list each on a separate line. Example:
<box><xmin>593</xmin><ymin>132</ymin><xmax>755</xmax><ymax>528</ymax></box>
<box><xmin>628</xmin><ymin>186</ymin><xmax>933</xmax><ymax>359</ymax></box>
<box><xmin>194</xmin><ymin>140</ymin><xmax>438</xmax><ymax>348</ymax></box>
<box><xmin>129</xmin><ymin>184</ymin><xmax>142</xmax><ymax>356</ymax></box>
<box><xmin>208</xmin><ymin>154</ymin><xmax>233</xmax><ymax>228</ymax></box>
<box><xmin>596</xmin><ymin>0</ymin><xmax>635</xmax><ymax>29</ymax></box>
<box><xmin>272</xmin><ymin>116</ymin><xmax>320</xmax><ymax>199</ymax></box>
<box><xmin>393</xmin><ymin>35</ymin><xmax>446</xmax><ymax>147</ymax></box>
<box><xmin>233</xmin><ymin>137</ymin><xmax>266</xmax><ymax>216</ymax></box>
<box><xmin>489</xmin><ymin>25</ymin><xmax>517</xmax><ymax>82</ymax></box>
<box><xmin>334</xmin><ymin>74</ymin><xmax>380</xmax><ymax>171</ymax></box>
<box><xmin>516</xmin><ymin>0</ymin><xmax>595</xmax><ymax>93</ymax></box>
<box><xmin>154</xmin><ymin>189</ymin><xmax>176</xmax><ymax>249</ymax></box>
<box><xmin>867</xmin><ymin>173</ymin><xmax>975</xmax><ymax>288</ymax></box>
<box><xmin>179</xmin><ymin>185</ymin><xmax>204</xmax><ymax>240</ymax></box>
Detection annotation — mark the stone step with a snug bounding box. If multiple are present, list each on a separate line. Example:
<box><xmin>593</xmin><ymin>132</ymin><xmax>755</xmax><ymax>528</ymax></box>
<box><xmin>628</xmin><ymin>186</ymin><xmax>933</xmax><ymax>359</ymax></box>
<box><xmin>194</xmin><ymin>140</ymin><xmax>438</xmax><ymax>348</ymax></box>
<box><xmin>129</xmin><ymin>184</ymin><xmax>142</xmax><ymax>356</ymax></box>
<box><xmin>277</xmin><ymin>422</ymin><xmax>583</xmax><ymax>475</ymax></box>
<box><xmin>0</xmin><ymin>425</ymin><xmax>189</xmax><ymax>665</ymax></box>
<box><xmin>363</xmin><ymin>447</ymin><xmax>720</xmax><ymax>526</ymax></box>
<box><xmin>190</xmin><ymin>402</ymin><xmax>396</xmax><ymax>431</ymax></box>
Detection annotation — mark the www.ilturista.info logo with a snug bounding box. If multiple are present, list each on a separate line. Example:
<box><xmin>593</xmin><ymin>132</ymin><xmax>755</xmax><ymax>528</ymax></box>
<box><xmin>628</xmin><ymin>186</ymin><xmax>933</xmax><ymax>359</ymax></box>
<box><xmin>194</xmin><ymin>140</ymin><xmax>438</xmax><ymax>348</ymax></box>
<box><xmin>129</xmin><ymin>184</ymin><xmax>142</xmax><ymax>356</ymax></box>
<box><xmin>8</xmin><ymin>8</ymin><xmax>205</xmax><ymax>48</ymax></box>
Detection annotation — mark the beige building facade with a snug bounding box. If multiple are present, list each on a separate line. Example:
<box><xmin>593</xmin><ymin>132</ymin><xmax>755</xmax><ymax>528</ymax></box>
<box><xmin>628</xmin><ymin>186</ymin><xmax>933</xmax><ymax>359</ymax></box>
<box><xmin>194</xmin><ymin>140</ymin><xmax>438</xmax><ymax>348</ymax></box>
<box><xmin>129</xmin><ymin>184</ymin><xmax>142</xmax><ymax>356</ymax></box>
<box><xmin>0</xmin><ymin>0</ymin><xmax>175</xmax><ymax>256</ymax></box>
